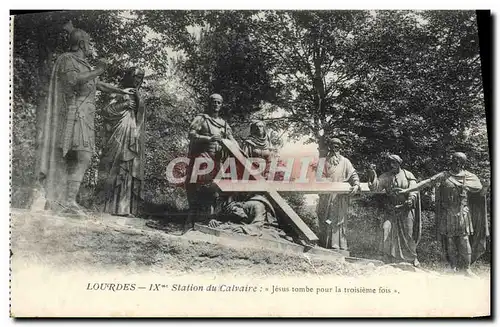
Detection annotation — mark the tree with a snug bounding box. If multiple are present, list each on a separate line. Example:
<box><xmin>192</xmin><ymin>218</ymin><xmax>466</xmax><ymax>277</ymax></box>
<box><xmin>252</xmin><ymin>10</ymin><xmax>489</xmax><ymax>185</ymax></box>
<box><xmin>137</xmin><ymin>10</ymin><xmax>277</xmax><ymax>140</ymax></box>
<box><xmin>349</xmin><ymin>11</ymin><xmax>488</xmax><ymax>182</ymax></box>
<box><xmin>252</xmin><ymin>11</ymin><xmax>374</xmax><ymax>157</ymax></box>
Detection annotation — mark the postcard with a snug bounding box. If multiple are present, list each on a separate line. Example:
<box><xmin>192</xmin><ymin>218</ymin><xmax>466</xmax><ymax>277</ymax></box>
<box><xmin>9</xmin><ymin>9</ymin><xmax>491</xmax><ymax>317</ymax></box>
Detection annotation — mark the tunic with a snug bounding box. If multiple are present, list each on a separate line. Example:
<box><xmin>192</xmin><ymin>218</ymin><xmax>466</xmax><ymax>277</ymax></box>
<box><xmin>369</xmin><ymin>169</ymin><xmax>422</xmax><ymax>262</ymax></box>
<box><xmin>185</xmin><ymin>114</ymin><xmax>233</xmax><ymax>209</ymax></box>
<box><xmin>431</xmin><ymin>171</ymin><xmax>481</xmax><ymax>236</ymax></box>
<box><xmin>59</xmin><ymin>53</ymin><xmax>97</xmax><ymax>154</ymax></box>
<box><xmin>430</xmin><ymin>170</ymin><xmax>488</xmax><ymax>263</ymax></box>
<box><xmin>36</xmin><ymin>52</ymin><xmax>98</xmax><ymax>208</ymax></box>
<box><xmin>316</xmin><ymin>155</ymin><xmax>360</xmax><ymax>250</ymax></box>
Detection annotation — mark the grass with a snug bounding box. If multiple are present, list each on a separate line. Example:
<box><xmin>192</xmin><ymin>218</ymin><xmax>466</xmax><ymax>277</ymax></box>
<box><xmin>11</xmin><ymin>210</ymin><xmax>380</xmax><ymax>277</ymax></box>
<box><xmin>11</xmin><ymin>197</ymin><xmax>490</xmax><ymax>278</ymax></box>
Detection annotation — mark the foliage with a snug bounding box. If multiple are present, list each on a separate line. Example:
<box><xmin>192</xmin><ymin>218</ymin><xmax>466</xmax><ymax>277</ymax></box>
<box><xmin>251</xmin><ymin>10</ymin><xmax>489</xmax><ymax>187</ymax></box>
<box><xmin>349</xmin><ymin>11</ymin><xmax>489</xmax><ymax>183</ymax></box>
<box><xmin>137</xmin><ymin>10</ymin><xmax>277</xmax><ymax>135</ymax></box>
<box><xmin>251</xmin><ymin>11</ymin><xmax>374</xmax><ymax>155</ymax></box>
<box><xmin>11</xmin><ymin>92</ymin><xmax>37</xmax><ymax>208</ymax></box>
<box><xmin>140</xmin><ymin>70</ymin><xmax>195</xmax><ymax>210</ymax></box>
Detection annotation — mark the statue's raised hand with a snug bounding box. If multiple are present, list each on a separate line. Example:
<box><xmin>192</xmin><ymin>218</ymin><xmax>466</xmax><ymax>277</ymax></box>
<box><xmin>392</xmin><ymin>187</ymin><xmax>408</xmax><ymax>195</ymax></box>
<box><xmin>96</xmin><ymin>58</ymin><xmax>110</xmax><ymax>71</ymax></box>
<box><xmin>122</xmin><ymin>88</ymin><xmax>136</xmax><ymax>95</ymax></box>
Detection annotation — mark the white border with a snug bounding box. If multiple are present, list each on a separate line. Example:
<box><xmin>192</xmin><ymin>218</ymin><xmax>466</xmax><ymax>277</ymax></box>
<box><xmin>2</xmin><ymin>2</ymin><xmax>499</xmax><ymax>325</ymax></box>
<box><xmin>3</xmin><ymin>0</ymin><xmax>500</xmax><ymax>9</ymax></box>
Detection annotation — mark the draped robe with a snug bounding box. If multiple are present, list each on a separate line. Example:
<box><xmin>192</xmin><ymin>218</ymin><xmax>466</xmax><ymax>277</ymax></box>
<box><xmin>369</xmin><ymin>169</ymin><xmax>422</xmax><ymax>262</ymax></box>
<box><xmin>98</xmin><ymin>93</ymin><xmax>145</xmax><ymax>216</ymax></box>
<box><xmin>242</xmin><ymin>132</ymin><xmax>272</xmax><ymax>178</ymax></box>
<box><xmin>316</xmin><ymin>155</ymin><xmax>359</xmax><ymax>250</ymax></box>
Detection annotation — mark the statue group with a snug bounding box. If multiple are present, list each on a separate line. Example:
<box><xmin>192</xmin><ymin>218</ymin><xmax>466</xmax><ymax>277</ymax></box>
<box><xmin>34</xmin><ymin>24</ymin><xmax>144</xmax><ymax>218</ymax></box>
<box><xmin>32</xmin><ymin>25</ymin><xmax>489</xmax><ymax>277</ymax></box>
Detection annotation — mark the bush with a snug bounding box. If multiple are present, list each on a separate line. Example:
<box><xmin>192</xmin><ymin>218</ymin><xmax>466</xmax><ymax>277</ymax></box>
<box><xmin>11</xmin><ymin>98</ymin><xmax>37</xmax><ymax>209</ymax></box>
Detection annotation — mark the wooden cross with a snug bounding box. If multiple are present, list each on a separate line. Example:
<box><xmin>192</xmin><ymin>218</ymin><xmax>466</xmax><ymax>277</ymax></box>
<box><xmin>215</xmin><ymin>139</ymin><xmax>379</xmax><ymax>245</ymax></box>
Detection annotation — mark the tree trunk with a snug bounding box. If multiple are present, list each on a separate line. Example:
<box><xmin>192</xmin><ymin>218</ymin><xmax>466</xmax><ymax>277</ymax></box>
<box><xmin>318</xmin><ymin>135</ymin><xmax>328</xmax><ymax>158</ymax></box>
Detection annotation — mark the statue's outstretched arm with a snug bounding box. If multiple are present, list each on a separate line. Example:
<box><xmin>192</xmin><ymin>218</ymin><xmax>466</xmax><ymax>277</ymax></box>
<box><xmin>67</xmin><ymin>67</ymin><xmax>105</xmax><ymax>85</ymax></box>
<box><xmin>396</xmin><ymin>172</ymin><xmax>447</xmax><ymax>194</ymax></box>
<box><xmin>96</xmin><ymin>81</ymin><xmax>131</xmax><ymax>94</ymax></box>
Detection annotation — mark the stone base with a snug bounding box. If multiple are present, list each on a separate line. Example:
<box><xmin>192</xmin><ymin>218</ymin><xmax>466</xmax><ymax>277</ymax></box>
<box><xmin>193</xmin><ymin>223</ymin><xmax>349</xmax><ymax>261</ymax></box>
<box><xmin>12</xmin><ymin>208</ymin><xmax>149</xmax><ymax>230</ymax></box>
<box><xmin>12</xmin><ymin>208</ymin><xmax>384</xmax><ymax>266</ymax></box>
<box><xmin>98</xmin><ymin>213</ymin><xmax>149</xmax><ymax>229</ymax></box>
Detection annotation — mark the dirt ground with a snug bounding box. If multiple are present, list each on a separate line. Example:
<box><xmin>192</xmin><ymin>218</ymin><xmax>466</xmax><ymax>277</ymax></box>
<box><xmin>10</xmin><ymin>209</ymin><xmax>491</xmax><ymax>278</ymax></box>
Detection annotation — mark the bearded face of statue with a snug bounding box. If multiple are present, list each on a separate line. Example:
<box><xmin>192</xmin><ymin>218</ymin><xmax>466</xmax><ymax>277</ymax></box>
<box><xmin>326</xmin><ymin>139</ymin><xmax>341</xmax><ymax>157</ymax></box>
<box><xmin>389</xmin><ymin>160</ymin><xmax>400</xmax><ymax>174</ymax></box>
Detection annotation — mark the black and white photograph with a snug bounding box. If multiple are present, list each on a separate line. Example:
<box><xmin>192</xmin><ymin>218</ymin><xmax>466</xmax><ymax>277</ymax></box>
<box><xmin>8</xmin><ymin>9</ymin><xmax>492</xmax><ymax>317</ymax></box>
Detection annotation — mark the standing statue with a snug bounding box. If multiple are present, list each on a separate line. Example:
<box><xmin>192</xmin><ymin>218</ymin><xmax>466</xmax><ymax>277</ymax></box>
<box><xmin>367</xmin><ymin>154</ymin><xmax>422</xmax><ymax>266</ymax></box>
<box><xmin>184</xmin><ymin>93</ymin><xmax>236</xmax><ymax>232</ymax></box>
<box><xmin>98</xmin><ymin>67</ymin><xmax>145</xmax><ymax>217</ymax></box>
<box><xmin>395</xmin><ymin>152</ymin><xmax>488</xmax><ymax>276</ymax></box>
<box><xmin>242</xmin><ymin>120</ymin><xmax>274</xmax><ymax>178</ymax></box>
<box><xmin>242</xmin><ymin>121</ymin><xmax>273</xmax><ymax>159</ymax></box>
<box><xmin>33</xmin><ymin>23</ymin><xmax>134</xmax><ymax>214</ymax></box>
<box><xmin>314</xmin><ymin>137</ymin><xmax>360</xmax><ymax>250</ymax></box>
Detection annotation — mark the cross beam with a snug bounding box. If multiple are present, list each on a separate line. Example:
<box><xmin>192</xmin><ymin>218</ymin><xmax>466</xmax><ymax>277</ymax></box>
<box><xmin>216</xmin><ymin>180</ymin><xmax>376</xmax><ymax>194</ymax></box>
<box><xmin>216</xmin><ymin>140</ymin><xmax>383</xmax><ymax>244</ymax></box>
<box><xmin>216</xmin><ymin>140</ymin><xmax>318</xmax><ymax>242</ymax></box>
<box><xmin>216</xmin><ymin>142</ymin><xmax>319</xmax><ymax>243</ymax></box>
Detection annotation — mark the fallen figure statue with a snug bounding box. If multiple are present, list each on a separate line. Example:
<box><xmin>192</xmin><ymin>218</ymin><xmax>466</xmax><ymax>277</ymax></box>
<box><xmin>208</xmin><ymin>194</ymin><xmax>292</xmax><ymax>242</ymax></box>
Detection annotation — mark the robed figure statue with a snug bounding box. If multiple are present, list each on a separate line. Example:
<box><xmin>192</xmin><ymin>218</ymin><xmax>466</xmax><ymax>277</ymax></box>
<box><xmin>368</xmin><ymin>154</ymin><xmax>422</xmax><ymax>267</ymax></box>
<box><xmin>395</xmin><ymin>152</ymin><xmax>488</xmax><ymax>276</ymax></box>
<box><xmin>97</xmin><ymin>67</ymin><xmax>146</xmax><ymax>217</ymax></box>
